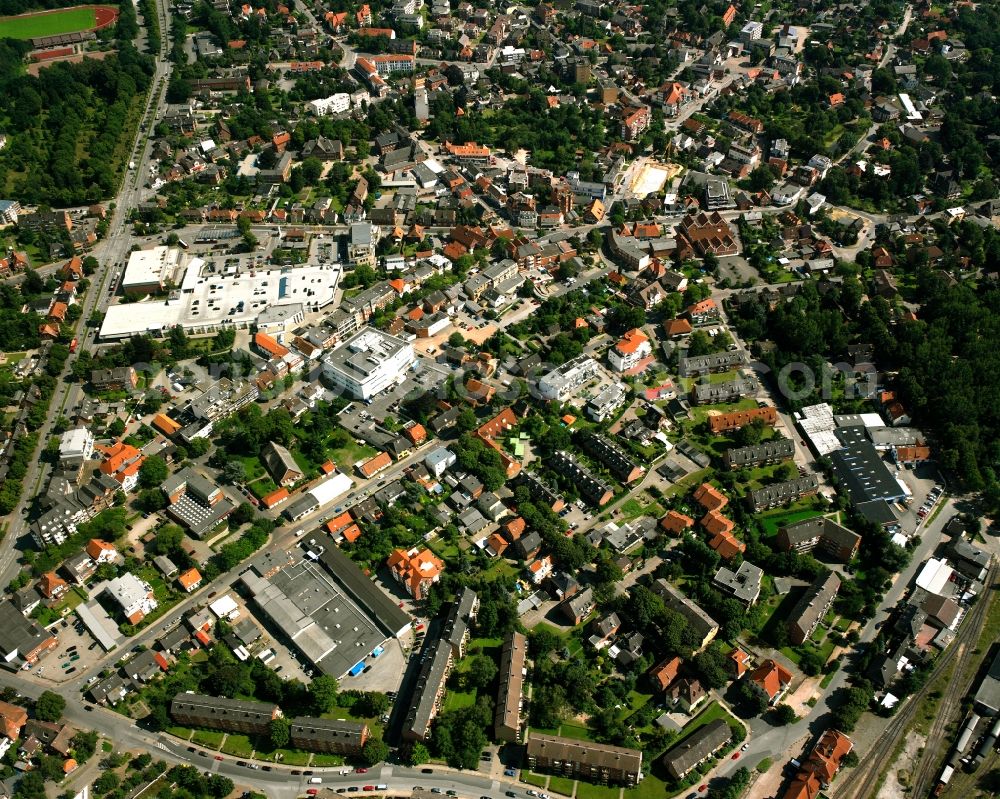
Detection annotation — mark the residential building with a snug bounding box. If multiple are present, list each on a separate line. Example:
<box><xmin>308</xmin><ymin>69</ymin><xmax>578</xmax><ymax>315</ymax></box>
<box><xmin>170</xmin><ymin>693</ymin><xmax>281</xmax><ymax>735</ymax></box>
<box><xmin>678</xmin><ymin>212</ymin><xmax>739</xmax><ymax>256</ymax></box>
<box><xmin>749</xmin><ymin>659</ymin><xmax>792</xmax><ymax>705</ymax></box>
<box><xmin>708</xmin><ymin>406</ymin><xmax>778</xmax><ymax>434</ymax></box>
<box><xmin>289</xmin><ymin>717</ymin><xmax>369</xmax><ymax>755</ymax></box>
<box><xmin>188</xmin><ymin>378</ymin><xmax>259</xmax><ymax>425</ymax></box>
<box><xmin>104</xmin><ymin>573</ymin><xmax>157</xmax><ymax>624</ymax></box>
<box><xmin>387</xmin><ymin>547</ymin><xmax>444</xmax><ymax>600</ymax></box>
<box><xmin>609</xmin><ymin>329</ymin><xmax>651</xmax><ymax>372</ymax></box>
<box><xmin>403</xmin><ymin>639</ymin><xmax>452</xmax><ymax>741</ymax></box>
<box><xmin>262</xmin><ymin>441</ymin><xmax>304</xmax><ymax>486</ymax></box>
<box><xmin>749</xmin><ymin>475</ymin><xmax>819</xmax><ymax>511</ymax></box>
<box><xmin>323</xmin><ymin>329</ymin><xmax>416</xmax><ymax>401</ymax></box>
<box><xmin>713</xmin><ymin>561</ymin><xmax>763</xmax><ymax>606</ymax></box>
<box><xmin>580</xmin><ymin>433</ymin><xmax>644</xmax><ymax>483</ymax></box>
<box><xmin>58</xmin><ymin>428</ymin><xmax>95</xmax><ymax>466</ymax></box>
<box><xmin>678</xmin><ymin>351</ymin><xmax>744</xmax><ymax>379</ymax></box>
<box><xmin>177</xmin><ymin>568</ymin><xmax>203</xmax><ymax>593</ymax></box>
<box><xmin>551</xmin><ymin>451</ymin><xmax>614</xmax><ymax>507</ymax></box>
<box><xmin>788</xmin><ymin>572</ymin><xmax>841</xmax><ymax>645</ymax></box>
<box><xmin>494</xmin><ymin>630</ymin><xmax>527</xmax><ymax>743</ymax></box>
<box><xmin>690</xmin><ymin>377</ymin><xmax>756</xmax><ymax>405</ymax></box>
<box><xmin>91</xmin><ymin>366</ymin><xmax>138</xmax><ymax>392</ymax></box>
<box><xmin>776</xmin><ymin>517</ymin><xmax>860</xmax><ymax>561</ymax></box>
<box><xmin>526</xmin><ymin>733</ymin><xmax>643</xmax><ymax>786</ymax></box>
<box><xmin>650</xmin><ymin>579</ymin><xmax>719</xmax><ymax>650</ymax></box>
<box><xmin>537</xmin><ymin>355</ymin><xmax>601</xmax><ymax>402</ymax></box>
<box><xmin>782</xmin><ymin>730</ymin><xmax>853</xmax><ymax>799</ymax></box>
<box><xmin>97</xmin><ymin>441</ymin><xmax>145</xmax><ymax>493</ymax></box>
<box><xmin>661</xmin><ymin>719</ymin><xmax>731</xmax><ymax>779</ymax></box>
<box><xmin>724</xmin><ymin>438</ymin><xmax>795</xmax><ymax>469</ymax></box>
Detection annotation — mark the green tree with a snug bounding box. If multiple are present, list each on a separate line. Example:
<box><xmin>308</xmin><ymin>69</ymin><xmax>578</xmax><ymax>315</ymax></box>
<box><xmin>138</xmin><ymin>455</ymin><xmax>168</xmax><ymax>489</ymax></box>
<box><xmin>361</xmin><ymin>738</ymin><xmax>389</xmax><ymax>766</ymax></box>
<box><xmin>773</xmin><ymin>703</ymin><xmax>796</xmax><ymax>725</ymax></box>
<box><xmin>35</xmin><ymin>691</ymin><xmax>66</xmax><ymax>722</ymax></box>
<box><xmin>308</xmin><ymin>675</ymin><xmax>339</xmax><ymax>713</ymax></box>
<box><xmin>269</xmin><ymin>716</ymin><xmax>290</xmax><ymax>748</ymax></box>
<box><xmin>467</xmin><ymin>656</ymin><xmax>497</xmax><ymax>690</ymax></box>
<box><xmin>404</xmin><ymin>742</ymin><xmax>430</xmax><ymax>766</ymax></box>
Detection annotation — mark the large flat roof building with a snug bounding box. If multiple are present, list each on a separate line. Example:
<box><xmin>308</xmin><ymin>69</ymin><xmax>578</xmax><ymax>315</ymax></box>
<box><xmin>239</xmin><ymin>557</ymin><xmax>387</xmax><ymax>678</ymax></box>
<box><xmin>121</xmin><ymin>246</ymin><xmax>182</xmax><ymax>295</ymax></box>
<box><xmin>322</xmin><ymin>329</ymin><xmax>416</xmax><ymax>401</ymax></box>
<box><xmin>829</xmin><ymin>438</ymin><xmax>909</xmax><ymax>506</ymax></box>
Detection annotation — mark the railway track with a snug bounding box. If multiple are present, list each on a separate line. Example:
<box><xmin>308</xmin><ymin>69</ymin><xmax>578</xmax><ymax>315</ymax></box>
<box><xmin>835</xmin><ymin>563</ymin><xmax>996</xmax><ymax>799</ymax></box>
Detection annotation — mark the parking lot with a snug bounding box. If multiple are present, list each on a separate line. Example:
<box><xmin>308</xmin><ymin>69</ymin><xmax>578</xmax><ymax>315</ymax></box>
<box><xmin>42</xmin><ymin>614</ymin><xmax>101</xmax><ymax>683</ymax></box>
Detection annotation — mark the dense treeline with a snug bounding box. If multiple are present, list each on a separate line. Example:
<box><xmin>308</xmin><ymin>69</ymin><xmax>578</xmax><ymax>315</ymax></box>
<box><xmin>0</xmin><ymin>0</ymin><xmax>152</xmax><ymax>206</ymax></box>
<box><xmin>727</xmin><ymin>267</ymin><xmax>1000</xmax><ymax>498</ymax></box>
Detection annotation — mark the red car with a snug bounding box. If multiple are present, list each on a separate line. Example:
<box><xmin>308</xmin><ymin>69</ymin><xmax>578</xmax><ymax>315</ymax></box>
<box><xmin>363</xmin><ymin>787</ymin><xmax>375</xmax><ymax>792</ymax></box>
<box><xmin>698</xmin><ymin>786</ymin><xmax>708</xmax><ymax>793</ymax></box>
<box><xmin>731</xmin><ymin>753</ymin><xmax>740</xmax><ymax>760</ymax></box>
<box><xmin>356</xmin><ymin>769</ymin><xmax>368</xmax><ymax>774</ymax></box>
<box><xmin>307</xmin><ymin>791</ymin><xmax>319</xmax><ymax>795</ymax></box>
<box><xmin>214</xmin><ymin>756</ymin><xmax>224</xmax><ymax>761</ymax></box>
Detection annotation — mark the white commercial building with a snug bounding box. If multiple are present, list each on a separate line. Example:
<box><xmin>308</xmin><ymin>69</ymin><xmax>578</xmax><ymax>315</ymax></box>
<box><xmin>121</xmin><ymin>246</ymin><xmax>183</xmax><ymax>296</ymax></box>
<box><xmin>58</xmin><ymin>428</ymin><xmax>95</xmax><ymax>466</ymax></box>
<box><xmin>100</xmin><ymin>262</ymin><xmax>341</xmax><ymax>340</ymax></box>
<box><xmin>322</xmin><ymin>329</ymin><xmax>416</xmax><ymax>401</ymax></box>
<box><xmin>105</xmin><ymin>573</ymin><xmax>158</xmax><ymax>623</ymax></box>
<box><xmin>307</xmin><ymin>93</ymin><xmax>351</xmax><ymax>116</ymax></box>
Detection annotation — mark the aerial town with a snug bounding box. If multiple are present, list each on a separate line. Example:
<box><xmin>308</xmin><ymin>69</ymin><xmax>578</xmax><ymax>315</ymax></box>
<box><xmin>0</xmin><ymin>0</ymin><xmax>997</xmax><ymax>796</ymax></box>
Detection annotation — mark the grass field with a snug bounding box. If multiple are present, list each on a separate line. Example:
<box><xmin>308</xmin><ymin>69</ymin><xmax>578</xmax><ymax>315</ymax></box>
<box><xmin>0</xmin><ymin>6</ymin><xmax>96</xmax><ymax>39</ymax></box>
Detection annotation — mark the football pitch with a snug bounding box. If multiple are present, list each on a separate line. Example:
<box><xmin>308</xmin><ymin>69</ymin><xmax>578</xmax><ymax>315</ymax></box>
<box><xmin>0</xmin><ymin>6</ymin><xmax>97</xmax><ymax>39</ymax></box>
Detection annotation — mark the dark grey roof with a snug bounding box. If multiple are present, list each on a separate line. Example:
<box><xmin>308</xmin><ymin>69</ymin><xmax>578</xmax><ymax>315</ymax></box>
<box><xmin>171</xmin><ymin>693</ymin><xmax>278</xmax><ymax>726</ymax></box>
<box><xmin>317</xmin><ymin>546</ymin><xmax>412</xmax><ymax>637</ymax></box>
<box><xmin>661</xmin><ymin>719</ymin><xmax>731</xmax><ymax>778</ymax></box>
<box><xmin>830</xmin><ymin>441</ymin><xmax>908</xmax><ymax>505</ymax></box>
<box><xmin>726</xmin><ymin>438</ymin><xmax>795</xmax><ymax>468</ymax></box>
<box><xmin>290</xmin><ymin>716</ymin><xmax>367</xmax><ymax>747</ymax></box>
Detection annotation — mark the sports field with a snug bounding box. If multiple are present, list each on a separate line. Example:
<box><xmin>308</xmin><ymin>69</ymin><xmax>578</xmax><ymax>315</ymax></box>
<box><xmin>0</xmin><ymin>6</ymin><xmax>101</xmax><ymax>39</ymax></box>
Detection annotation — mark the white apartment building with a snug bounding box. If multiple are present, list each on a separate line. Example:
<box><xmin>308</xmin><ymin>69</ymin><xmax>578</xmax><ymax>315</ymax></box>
<box><xmin>307</xmin><ymin>94</ymin><xmax>351</xmax><ymax>116</ymax></box>
<box><xmin>59</xmin><ymin>428</ymin><xmax>95</xmax><ymax>467</ymax></box>
<box><xmin>105</xmin><ymin>573</ymin><xmax>158</xmax><ymax>624</ymax></box>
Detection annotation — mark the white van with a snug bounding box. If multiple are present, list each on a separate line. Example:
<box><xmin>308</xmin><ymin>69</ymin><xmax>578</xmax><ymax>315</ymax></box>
<box><xmin>375</xmin><ymin>785</ymin><xmax>388</xmax><ymax>791</ymax></box>
<box><xmin>309</xmin><ymin>778</ymin><xmax>323</xmax><ymax>785</ymax></box>
<box><xmin>294</xmin><ymin>529</ymin><xmax>306</xmax><ymax>538</ymax></box>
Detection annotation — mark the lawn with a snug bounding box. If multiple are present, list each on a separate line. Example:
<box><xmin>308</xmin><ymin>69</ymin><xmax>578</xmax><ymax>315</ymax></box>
<box><xmin>328</xmin><ymin>440</ymin><xmax>377</xmax><ymax>472</ymax></box>
<box><xmin>191</xmin><ymin>730</ymin><xmax>224</xmax><ymax>748</ymax></box>
<box><xmin>575</xmin><ymin>782</ymin><xmax>620</xmax><ymax>799</ymax></box>
<box><xmin>0</xmin><ymin>6</ymin><xmax>98</xmax><ymax>39</ymax></box>
<box><xmin>443</xmin><ymin>690</ymin><xmax>476</xmax><ymax>711</ymax></box>
<box><xmin>558</xmin><ymin>721</ymin><xmax>592</xmax><ymax>741</ymax></box>
<box><xmin>521</xmin><ymin>772</ymin><xmax>548</xmax><ymax>788</ymax></box>
<box><xmin>221</xmin><ymin>734</ymin><xmax>254</xmax><ymax>757</ymax></box>
<box><xmin>548</xmin><ymin>777</ymin><xmax>576</xmax><ymax>796</ymax></box>
<box><xmin>311</xmin><ymin>753</ymin><xmax>345</xmax><ymax>767</ymax></box>
<box><xmin>620</xmin><ymin>498</ymin><xmax>664</xmax><ymax>521</ymax></box>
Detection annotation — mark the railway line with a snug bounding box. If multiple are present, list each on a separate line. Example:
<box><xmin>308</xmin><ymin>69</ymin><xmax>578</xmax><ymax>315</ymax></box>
<box><xmin>834</xmin><ymin>561</ymin><xmax>997</xmax><ymax>799</ymax></box>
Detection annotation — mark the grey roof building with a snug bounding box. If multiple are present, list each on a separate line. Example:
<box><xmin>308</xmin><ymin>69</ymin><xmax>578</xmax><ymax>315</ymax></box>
<box><xmin>749</xmin><ymin>474</ymin><xmax>820</xmax><ymax>511</ymax></box>
<box><xmin>661</xmin><ymin>719</ymin><xmax>732</xmax><ymax>779</ymax></box>
<box><xmin>725</xmin><ymin>438</ymin><xmax>795</xmax><ymax>469</ymax></box>
<box><xmin>494</xmin><ymin>630</ymin><xmax>527</xmax><ymax>743</ymax></box>
<box><xmin>678</xmin><ymin>351</ymin><xmax>744</xmax><ymax>378</ymax></box>
<box><xmin>690</xmin><ymin>377</ymin><xmax>756</xmax><ymax>405</ymax></box>
<box><xmin>775</xmin><ymin>516</ymin><xmax>860</xmax><ymax>561</ymax></box>
<box><xmin>289</xmin><ymin>717</ymin><xmax>369</xmax><ymax>755</ymax></box>
<box><xmin>829</xmin><ymin>440</ymin><xmax>908</xmax><ymax>506</ymax></box>
<box><xmin>650</xmin><ymin>579</ymin><xmax>719</xmax><ymax>649</ymax></box>
<box><xmin>712</xmin><ymin>561</ymin><xmax>764</xmax><ymax>606</ymax></box>
<box><xmin>402</xmin><ymin>638</ymin><xmax>453</xmax><ymax>742</ymax></box>
<box><xmin>788</xmin><ymin>572</ymin><xmax>841</xmax><ymax>645</ymax></box>
<box><xmin>170</xmin><ymin>693</ymin><xmax>280</xmax><ymax>735</ymax></box>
